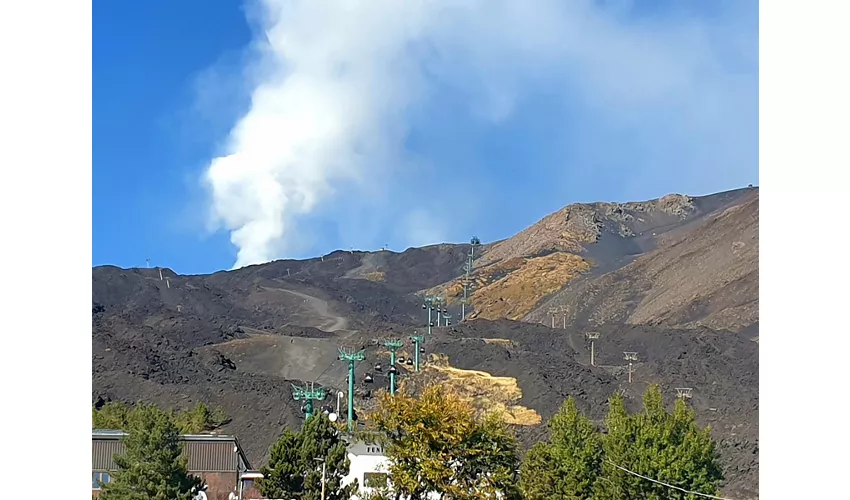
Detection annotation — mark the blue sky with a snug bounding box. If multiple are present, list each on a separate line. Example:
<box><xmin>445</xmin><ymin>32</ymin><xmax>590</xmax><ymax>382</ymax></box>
<box><xmin>93</xmin><ymin>0</ymin><xmax>758</xmax><ymax>274</ymax></box>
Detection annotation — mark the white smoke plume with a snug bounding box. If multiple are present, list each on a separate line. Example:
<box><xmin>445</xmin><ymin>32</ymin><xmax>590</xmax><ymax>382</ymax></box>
<box><xmin>202</xmin><ymin>0</ymin><xmax>757</xmax><ymax>269</ymax></box>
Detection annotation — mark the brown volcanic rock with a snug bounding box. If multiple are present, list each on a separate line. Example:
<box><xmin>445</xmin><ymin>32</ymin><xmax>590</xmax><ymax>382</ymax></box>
<box><xmin>475</xmin><ymin>204</ymin><xmax>601</xmax><ymax>268</ymax></box>
<box><xmin>476</xmin><ymin>193</ymin><xmax>696</xmax><ymax>269</ymax></box>
<box><xmin>527</xmin><ymin>189</ymin><xmax>758</xmax><ymax>332</ymax></box>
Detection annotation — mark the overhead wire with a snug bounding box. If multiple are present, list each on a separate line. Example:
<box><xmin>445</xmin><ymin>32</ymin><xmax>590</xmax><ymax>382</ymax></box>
<box><xmin>605</xmin><ymin>460</ymin><xmax>736</xmax><ymax>500</ymax></box>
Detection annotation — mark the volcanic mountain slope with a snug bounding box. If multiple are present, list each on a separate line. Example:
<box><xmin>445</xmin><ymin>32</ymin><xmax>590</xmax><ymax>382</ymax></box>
<box><xmin>525</xmin><ymin>188</ymin><xmax>759</xmax><ymax>333</ymax></box>
<box><xmin>92</xmin><ymin>186</ymin><xmax>759</xmax><ymax>498</ymax></box>
<box><xmin>433</xmin><ymin>187</ymin><xmax>758</xmax><ymax>333</ymax></box>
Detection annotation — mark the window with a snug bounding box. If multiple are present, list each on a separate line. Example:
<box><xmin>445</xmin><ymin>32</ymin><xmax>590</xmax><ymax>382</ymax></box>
<box><xmin>363</xmin><ymin>472</ymin><xmax>388</xmax><ymax>489</ymax></box>
<box><xmin>92</xmin><ymin>471</ymin><xmax>111</xmax><ymax>489</ymax></box>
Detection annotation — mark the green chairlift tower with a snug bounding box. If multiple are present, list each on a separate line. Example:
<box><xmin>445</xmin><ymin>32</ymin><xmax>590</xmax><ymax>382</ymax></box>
<box><xmin>338</xmin><ymin>347</ymin><xmax>365</xmax><ymax>431</ymax></box>
<box><xmin>423</xmin><ymin>296</ymin><xmax>440</xmax><ymax>336</ymax></box>
<box><xmin>462</xmin><ymin>236</ymin><xmax>481</xmax><ymax>322</ymax></box>
<box><xmin>291</xmin><ymin>382</ymin><xmax>327</xmax><ymax>423</ymax></box>
<box><xmin>434</xmin><ymin>296</ymin><xmax>446</xmax><ymax>326</ymax></box>
<box><xmin>382</xmin><ymin>339</ymin><xmax>404</xmax><ymax>395</ymax></box>
<box><xmin>410</xmin><ymin>334</ymin><xmax>425</xmax><ymax>372</ymax></box>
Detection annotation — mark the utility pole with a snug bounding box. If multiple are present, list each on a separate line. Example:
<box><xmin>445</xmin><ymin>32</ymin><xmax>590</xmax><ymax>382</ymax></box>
<box><xmin>548</xmin><ymin>307</ymin><xmax>557</xmax><ymax>328</ymax></box>
<box><xmin>382</xmin><ymin>340</ymin><xmax>404</xmax><ymax>395</ymax></box>
<box><xmin>675</xmin><ymin>387</ymin><xmax>693</xmax><ymax>401</ymax></box>
<box><xmin>443</xmin><ymin>313</ymin><xmax>452</xmax><ymax>327</ymax></box>
<box><xmin>338</xmin><ymin>347</ymin><xmax>365</xmax><ymax>431</ymax></box>
<box><xmin>145</xmin><ymin>257</ymin><xmax>150</xmax><ymax>268</ymax></box>
<box><xmin>434</xmin><ymin>296</ymin><xmax>445</xmax><ymax>326</ymax></box>
<box><xmin>623</xmin><ymin>352</ymin><xmax>638</xmax><ymax>383</ymax></box>
<box><xmin>158</xmin><ymin>267</ymin><xmax>163</xmax><ymax>281</ymax></box>
<box><xmin>336</xmin><ymin>391</ymin><xmax>344</xmax><ymax>416</ymax></box>
<box><xmin>586</xmin><ymin>332</ymin><xmax>600</xmax><ymax>366</ymax></box>
<box><xmin>315</xmin><ymin>457</ymin><xmax>327</xmax><ymax>500</ymax></box>
<box><xmin>410</xmin><ymin>334</ymin><xmax>425</xmax><ymax>371</ymax></box>
<box><xmin>291</xmin><ymin>382</ymin><xmax>327</xmax><ymax>423</ymax></box>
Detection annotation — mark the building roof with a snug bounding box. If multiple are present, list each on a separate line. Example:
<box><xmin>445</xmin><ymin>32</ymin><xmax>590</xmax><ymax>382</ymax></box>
<box><xmin>92</xmin><ymin>429</ymin><xmax>252</xmax><ymax>471</ymax></box>
<box><xmin>93</xmin><ymin>429</ymin><xmax>243</xmax><ymax>442</ymax></box>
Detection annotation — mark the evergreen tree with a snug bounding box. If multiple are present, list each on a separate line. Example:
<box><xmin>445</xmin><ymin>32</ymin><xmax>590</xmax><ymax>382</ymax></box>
<box><xmin>519</xmin><ymin>397</ymin><xmax>602</xmax><ymax>500</ymax></box>
<box><xmin>260</xmin><ymin>428</ymin><xmax>304</xmax><ymax>496</ymax></box>
<box><xmin>99</xmin><ymin>403</ymin><xmax>203</xmax><ymax>500</ymax></box>
<box><xmin>518</xmin><ymin>442</ymin><xmax>557</xmax><ymax>500</ymax></box>
<box><xmin>595</xmin><ymin>385</ymin><xmax>724</xmax><ymax>500</ymax></box>
<box><xmin>259</xmin><ymin>415</ymin><xmax>357</xmax><ymax>500</ymax></box>
<box><xmin>593</xmin><ymin>393</ymin><xmax>643</xmax><ymax>500</ymax></box>
<box><xmin>94</xmin><ymin>401</ymin><xmax>229</xmax><ymax>434</ymax></box>
<box><xmin>92</xmin><ymin>401</ymin><xmax>130</xmax><ymax>429</ymax></box>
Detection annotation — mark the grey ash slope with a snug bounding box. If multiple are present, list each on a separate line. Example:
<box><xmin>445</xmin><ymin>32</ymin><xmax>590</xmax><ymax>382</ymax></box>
<box><xmin>92</xmin><ymin>244</ymin><xmax>474</xmax><ymax>464</ymax></box>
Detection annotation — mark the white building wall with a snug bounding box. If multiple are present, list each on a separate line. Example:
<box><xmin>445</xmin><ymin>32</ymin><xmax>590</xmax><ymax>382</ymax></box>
<box><xmin>342</xmin><ymin>440</ymin><xmax>442</xmax><ymax>500</ymax></box>
<box><xmin>343</xmin><ymin>441</ymin><xmax>392</xmax><ymax>499</ymax></box>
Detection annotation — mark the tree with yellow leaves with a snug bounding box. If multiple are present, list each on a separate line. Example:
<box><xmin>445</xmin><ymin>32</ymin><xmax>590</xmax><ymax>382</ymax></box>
<box><xmin>368</xmin><ymin>384</ymin><xmax>521</xmax><ymax>500</ymax></box>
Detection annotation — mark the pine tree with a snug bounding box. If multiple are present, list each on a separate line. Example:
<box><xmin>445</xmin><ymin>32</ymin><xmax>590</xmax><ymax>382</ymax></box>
<box><xmin>259</xmin><ymin>415</ymin><xmax>357</xmax><ymax>500</ymax></box>
<box><xmin>299</xmin><ymin>414</ymin><xmax>356</xmax><ymax>500</ymax></box>
<box><xmin>594</xmin><ymin>392</ymin><xmax>641</xmax><ymax>500</ymax></box>
<box><xmin>93</xmin><ymin>401</ymin><xmax>229</xmax><ymax>434</ymax></box>
<box><xmin>518</xmin><ymin>442</ymin><xmax>557</xmax><ymax>500</ymax></box>
<box><xmin>595</xmin><ymin>385</ymin><xmax>724</xmax><ymax>500</ymax></box>
<box><xmin>92</xmin><ymin>401</ymin><xmax>130</xmax><ymax>429</ymax></box>
<box><xmin>99</xmin><ymin>403</ymin><xmax>204</xmax><ymax>500</ymax></box>
<box><xmin>519</xmin><ymin>397</ymin><xmax>602</xmax><ymax>500</ymax></box>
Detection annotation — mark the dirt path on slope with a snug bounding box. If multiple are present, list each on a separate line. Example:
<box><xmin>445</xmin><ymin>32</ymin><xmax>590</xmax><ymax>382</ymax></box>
<box><xmin>223</xmin><ymin>284</ymin><xmax>360</xmax><ymax>388</ymax></box>
<box><xmin>264</xmin><ymin>285</ymin><xmax>349</xmax><ymax>333</ymax></box>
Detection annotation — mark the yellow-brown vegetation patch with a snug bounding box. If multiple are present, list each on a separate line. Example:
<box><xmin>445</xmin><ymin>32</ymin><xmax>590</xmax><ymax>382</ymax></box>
<box><xmin>424</xmin><ymin>256</ymin><xmax>528</xmax><ymax>306</ymax></box>
<box><xmin>468</xmin><ymin>252</ymin><xmax>590</xmax><ymax>320</ymax></box>
<box><xmin>363</xmin><ymin>271</ymin><xmax>386</xmax><ymax>282</ymax></box>
<box><xmin>482</xmin><ymin>338</ymin><xmax>513</xmax><ymax>347</ymax></box>
<box><xmin>413</xmin><ymin>354</ymin><xmax>541</xmax><ymax>426</ymax></box>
